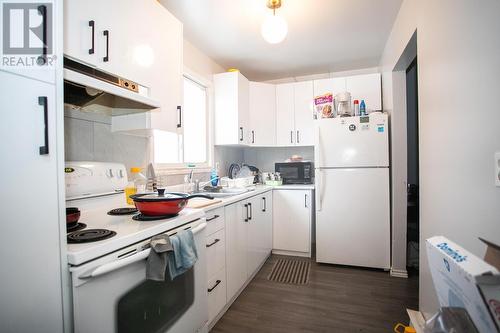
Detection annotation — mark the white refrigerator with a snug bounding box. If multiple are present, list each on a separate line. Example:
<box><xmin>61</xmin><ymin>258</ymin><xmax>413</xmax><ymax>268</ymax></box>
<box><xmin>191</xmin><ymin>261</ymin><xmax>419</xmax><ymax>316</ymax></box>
<box><xmin>315</xmin><ymin>113</ymin><xmax>390</xmax><ymax>269</ymax></box>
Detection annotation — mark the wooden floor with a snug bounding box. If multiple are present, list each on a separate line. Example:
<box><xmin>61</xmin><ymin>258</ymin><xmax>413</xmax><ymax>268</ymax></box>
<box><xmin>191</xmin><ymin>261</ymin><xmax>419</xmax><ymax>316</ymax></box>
<box><xmin>212</xmin><ymin>255</ymin><xmax>418</xmax><ymax>333</ymax></box>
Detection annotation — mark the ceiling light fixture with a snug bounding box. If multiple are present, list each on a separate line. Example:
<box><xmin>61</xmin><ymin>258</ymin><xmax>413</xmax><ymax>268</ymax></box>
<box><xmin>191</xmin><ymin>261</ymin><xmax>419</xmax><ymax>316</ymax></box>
<box><xmin>261</xmin><ymin>0</ymin><xmax>288</xmax><ymax>44</ymax></box>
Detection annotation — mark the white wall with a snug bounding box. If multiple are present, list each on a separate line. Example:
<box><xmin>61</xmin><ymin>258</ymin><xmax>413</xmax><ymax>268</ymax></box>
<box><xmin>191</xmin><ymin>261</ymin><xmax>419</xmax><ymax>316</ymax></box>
<box><xmin>380</xmin><ymin>0</ymin><xmax>500</xmax><ymax>317</ymax></box>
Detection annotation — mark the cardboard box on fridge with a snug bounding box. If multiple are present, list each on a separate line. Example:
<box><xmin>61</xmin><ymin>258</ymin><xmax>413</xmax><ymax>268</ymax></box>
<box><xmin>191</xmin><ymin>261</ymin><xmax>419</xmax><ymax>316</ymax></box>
<box><xmin>426</xmin><ymin>236</ymin><xmax>500</xmax><ymax>333</ymax></box>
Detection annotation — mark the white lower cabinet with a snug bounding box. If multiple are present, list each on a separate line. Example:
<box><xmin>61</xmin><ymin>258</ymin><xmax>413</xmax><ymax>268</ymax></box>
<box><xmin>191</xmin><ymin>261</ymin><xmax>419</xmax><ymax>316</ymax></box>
<box><xmin>224</xmin><ymin>192</ymin><xmax>273</xmax><ymax>302</ymax></box>
<box><xmin>272</xmin><ymin>189</ymin><xmax>313</xmax><ymax>257</ymax></box>
<box><xmin>205</xmin><ymin>208</ymin><xmax>227</xmax><ymax>324</ymax></box>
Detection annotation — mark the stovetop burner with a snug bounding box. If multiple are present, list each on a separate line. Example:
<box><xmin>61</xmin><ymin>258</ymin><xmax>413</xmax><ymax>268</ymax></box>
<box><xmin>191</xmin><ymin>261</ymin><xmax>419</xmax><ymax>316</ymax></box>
<box><xmin>67</xmin><ymin>229</ymin><xmax>116</xmax><ymax>243</ymax></box>
<box><xmin>107</xmin><ymin>207</ymin><xmax>138</xmax><ymax>215</ymax></box>
<box><xmin>67</xmin><ymin>222</ymin><xmax>86</xmax><ymax>233</ymax></box>
<box><xmin>132</xmin><ymin>213</ymin><xmax>178</xmax><ymax>221</ymax></box>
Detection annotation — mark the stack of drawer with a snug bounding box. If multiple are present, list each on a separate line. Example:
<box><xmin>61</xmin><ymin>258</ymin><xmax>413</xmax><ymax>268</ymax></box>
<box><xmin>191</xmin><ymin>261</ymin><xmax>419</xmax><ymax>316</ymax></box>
<box><xmin>205</xmin><ymin>207</ymin><xmax>226</xmax><ymax>324</ymax></box>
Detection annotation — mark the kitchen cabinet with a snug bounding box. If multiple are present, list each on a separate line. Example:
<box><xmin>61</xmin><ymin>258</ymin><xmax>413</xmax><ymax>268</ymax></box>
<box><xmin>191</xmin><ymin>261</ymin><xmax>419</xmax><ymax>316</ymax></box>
<box><xmin>224</xmin><ymin>202</ymin><xmax>249</xmax><ymax>301</ymax></box>
<box><xmin>276</xmin><ymin>81</ymin><xmax>315</xmax><ymax>146</ymax></box>
<box><xmin>313</xmin><ymin>74</ymin><xmax>382</xmax><ymax>112</ymax></box>
<box><xmin>293</xmin><ymin>81</ymin><xmax>315</xmax><ymax>145</ymax></box>
<box><xmin>276</xmin><ymin>83</ymin><xmax>295</xmax><ymax>146</ymax></box>
<box><xmin>214</xmin><ymin>72</ymin><xmax>250</xmax><ymax>145</ymax></box>
<box><xmin>345</xmin><ymin>73</ymin><xmax>382</xmax><ymax>111</ymax></box>
<box><xmin>247</xmin><ymin>192</ymin><xmax>273</xmax><ymax>272</ymax></box>
<box><xmin>249</xmin><ymin>82</ymin><xmax>276</xmax><ymax>146</ymax></box>
<box><xmin>65</xmin><ymin>0</ymin><xmax>183</xmax><ymax>134</ymax></box>
<box><xmin>205</xmin><ymin>208</ymin><xmax>227</xmax><ymax>324</ymax></box>
<box><xmin>224</xmin><ymin>192</ymin><xmax>273</xmax><ymax>301</ymax></box>
<box><xmin>272</xmin><ymin>189</ymin><xmax>313</xmax><ymax>257</ymax></box>
<box><xmin>313</xmin><ymin>77</ymin><xmax>347</xmax><ymax>97</ymax></box>
<box><xmin>0</xmin><ymin>72</ymin><xmax>66</xmax><ymax>330</ymax></box>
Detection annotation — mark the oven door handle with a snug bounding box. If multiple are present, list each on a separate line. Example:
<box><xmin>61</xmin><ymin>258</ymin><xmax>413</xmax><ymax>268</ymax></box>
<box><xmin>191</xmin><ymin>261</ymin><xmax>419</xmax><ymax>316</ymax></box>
<box><xmin>80</xmin><ymin>222</ymin><xmax>207</xmax><ymax>279</ymax></box>
<box><xmin>80</xmin><ymin>249</ymin><xmax>151</xmax><ymax>279</ymax></box>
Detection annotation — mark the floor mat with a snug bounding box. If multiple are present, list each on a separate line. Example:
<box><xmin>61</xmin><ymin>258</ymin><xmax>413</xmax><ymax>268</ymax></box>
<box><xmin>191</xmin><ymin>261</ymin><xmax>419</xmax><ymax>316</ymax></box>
<box><xmin>267</xmin><ymin>258</ymin><xmax>310</xmax><ymax>285</ymax></box>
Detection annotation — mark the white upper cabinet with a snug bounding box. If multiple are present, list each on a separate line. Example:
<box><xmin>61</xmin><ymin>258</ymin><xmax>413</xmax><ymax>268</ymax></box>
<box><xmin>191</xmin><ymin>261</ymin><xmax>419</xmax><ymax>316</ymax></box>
<box><xmin>314</xmin><ymin>74</ymin><xmax>382</xmax><ymax>112</ymax></box>
<box><xmin>345</xmin><ymin>73</ymin><xmax>382</xmax><ymax>111</ymax></box>
<box><xmin>313</xmin><ymin>77</ymin><xmax>346</xmax><ymax>97</ymax></box>
<box><xmin>276</xmin><ymin>83</ymin><xmax>296</xmax><ymax>146</ymax></box>
<box><xmin>65</xmin><ymin>0</ymin><xmax>183</xmax><ymax>134</ymax></box>
<box><xmin>249</xmin><ymin>82</ymin><xmax>276</xmax><ymax>146</ymax></box>
<box><xmin>293</xmin><ymin>81</ymin><xmax>315</xmax><ymax>146</ymax></box>
<box><xmin>276</xmin><ymin>82</ymin><xmax>315</xmax><ymax>146</ymax></box>
<box><xmin>214</xmin><ymin>72</ymin><xmax>250</xmax><ymax>145</ymax></box>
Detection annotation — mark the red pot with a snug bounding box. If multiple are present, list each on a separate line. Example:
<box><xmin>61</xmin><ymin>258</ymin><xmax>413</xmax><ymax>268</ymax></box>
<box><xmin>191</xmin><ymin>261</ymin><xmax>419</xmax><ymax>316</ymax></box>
<box><xmin>66</xmin><ymin>207</ymin><xmax>81</xmax><ymax>225</ymax></box>
<box><xmin>130</xmin><ymin>189</ymin><xmax>213</xmax><ymax>216</ymax></box>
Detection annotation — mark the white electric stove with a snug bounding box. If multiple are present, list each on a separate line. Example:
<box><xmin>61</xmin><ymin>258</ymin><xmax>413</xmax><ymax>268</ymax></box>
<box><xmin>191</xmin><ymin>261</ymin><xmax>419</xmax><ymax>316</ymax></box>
<box><xmin>65</xmin><ymin>161</ymin><xmax>208</xmax><ymax>333</ymax></box>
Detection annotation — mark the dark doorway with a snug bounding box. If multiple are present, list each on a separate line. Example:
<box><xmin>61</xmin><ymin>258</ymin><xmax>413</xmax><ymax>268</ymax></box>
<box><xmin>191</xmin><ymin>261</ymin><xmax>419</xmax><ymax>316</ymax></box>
<box><xmin>406</xmin><ymin>57</ymin><xmax>419</xmax><ymax>273</ymax></box>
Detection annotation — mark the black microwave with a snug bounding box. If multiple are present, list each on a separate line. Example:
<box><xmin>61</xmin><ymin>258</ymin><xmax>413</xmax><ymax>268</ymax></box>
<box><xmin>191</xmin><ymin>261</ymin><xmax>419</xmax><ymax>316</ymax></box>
<box><xmin>275</xmin><ymin>162</ymin><xmax>314</xmax><ymax>185</ymax></box>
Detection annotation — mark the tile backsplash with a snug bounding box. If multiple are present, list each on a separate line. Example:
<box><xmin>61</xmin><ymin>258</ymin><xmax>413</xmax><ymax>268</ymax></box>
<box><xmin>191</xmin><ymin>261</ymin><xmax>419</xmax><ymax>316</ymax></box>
<box><xmin>64</xmin><ymin>107</ymin><xmax>150</xmax><ymax>171</ymax></box>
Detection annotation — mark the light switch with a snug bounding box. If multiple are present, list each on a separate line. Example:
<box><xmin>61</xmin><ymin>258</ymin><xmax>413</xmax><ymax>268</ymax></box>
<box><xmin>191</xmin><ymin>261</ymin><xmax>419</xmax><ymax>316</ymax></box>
<box><xmin>495</xmin><ymin>152</ymin><xmax>500</xmax><ymax>187</ymax></box>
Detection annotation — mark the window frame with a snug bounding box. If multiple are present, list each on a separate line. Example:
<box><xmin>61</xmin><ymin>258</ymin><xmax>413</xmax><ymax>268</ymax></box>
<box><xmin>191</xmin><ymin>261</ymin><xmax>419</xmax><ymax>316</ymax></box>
<box><xmin>152</xmin><ymin>69</ymin><xmax>214</xmax><ymax>174</ymax></box>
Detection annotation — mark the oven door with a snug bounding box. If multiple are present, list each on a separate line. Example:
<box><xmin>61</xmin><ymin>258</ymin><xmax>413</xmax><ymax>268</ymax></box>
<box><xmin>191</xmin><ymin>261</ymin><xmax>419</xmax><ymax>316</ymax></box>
<box><xmin>70</xmin><ymin>220</ymin><xmax>207</xmax><ymax>333</ymax></box>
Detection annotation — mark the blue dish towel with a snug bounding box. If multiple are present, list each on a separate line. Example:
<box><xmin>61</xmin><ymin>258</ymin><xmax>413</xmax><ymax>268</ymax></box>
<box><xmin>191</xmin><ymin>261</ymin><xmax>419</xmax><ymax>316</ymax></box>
<box><xmin>167</xmin><ymin>229</ymin><xmax>198</xmax><ymax>280</ymax></box>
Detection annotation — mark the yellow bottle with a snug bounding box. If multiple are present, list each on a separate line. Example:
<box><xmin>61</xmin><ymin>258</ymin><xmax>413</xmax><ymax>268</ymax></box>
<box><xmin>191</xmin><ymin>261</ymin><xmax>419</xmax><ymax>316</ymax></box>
<box><xmin>125</xmin><ymin>167</ymin><xmax>141</xmax><ymax>205</ymax></box>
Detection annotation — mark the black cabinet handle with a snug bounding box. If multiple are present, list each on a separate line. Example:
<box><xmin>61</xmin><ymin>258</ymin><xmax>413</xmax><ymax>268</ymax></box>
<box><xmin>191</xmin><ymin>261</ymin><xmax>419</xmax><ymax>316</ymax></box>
<box><xmin>262</xmin><ymin>197</ymin><xmax>266</xmax><ymax>212</ymax></box>
<box><xmin>38</xmin><ymin>96</ymin><xmax>49</xmax><ymax>155</ymax></box>
<box><xmin>248</xmin><ymin>203</ymin><xmax>252</xmax><ymax>220</ymax></box>
<box><xmin>239</xmin><ymin>127</ymin><xmax>244</xmax><ymax>142</ymax></box>
<box><xmin>251</xmin><ymin>130</ymin><xmax>255</xmax><ymax>144</ymax></box>
<box><xmin>88</xmin><ymin>20</ymin><xmax>95</xmax><ymax>54</ymax></box>
<box><xmin>103</xmin><ymin>30</ymin><xmax>109</xmax><ymax>62</ymax></box>
<box><xmin>37</xmin><ymin>5</ymin><xmax>47</xmax><ymax>65</ymax></box>
<box><xmin>177</xmin><ymin>106</ymin><xmax>182</xmax><ymax>128</ymax></box>
<box><xmin>290</xmin><ymin>130</ymin><xmax>293</xmax><ymax>144</ymax></box>
<box><xmin>208</xmin><ymin>280</ymin><xmax>221</xmax><ymax>293</ymax></box>
<box><xmin>206</xmin><ymin>214</ymin><xmax>219</xmax><ymax>222</ymax></box>
<box><xmin>297</xmin><ymin>130</ymin><xmax>300</xmax><ymax>143</ymax></box>
<box><xmin>206</xmin><ymin>238</ymin><xmax>220</xmax><ymax>248</ymax></box>
<box><xmin>304</xmin><ymin>194</ymin><xmax>308</xmax><ymax>208</ymax></box>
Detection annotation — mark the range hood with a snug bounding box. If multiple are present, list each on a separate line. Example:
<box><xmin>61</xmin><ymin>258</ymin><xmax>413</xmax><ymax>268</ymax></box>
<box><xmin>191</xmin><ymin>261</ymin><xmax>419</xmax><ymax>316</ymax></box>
<box><xmin>63</xmin><ymin>57</ymin><xmax>160</xmax><ymax>116</ymax></box>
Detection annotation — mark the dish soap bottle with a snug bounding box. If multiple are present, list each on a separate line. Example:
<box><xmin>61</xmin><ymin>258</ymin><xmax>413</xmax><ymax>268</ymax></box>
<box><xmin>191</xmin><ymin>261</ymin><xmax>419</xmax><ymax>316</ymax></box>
<box><xmin>359</xmin><ymin>100</ymin><xmax>366</xmax><ymax>116</ymax></box>
<box><xmin>210</xmin><ymin>167</ymin><xmax>218</xmax><ymax>187</ymax></box>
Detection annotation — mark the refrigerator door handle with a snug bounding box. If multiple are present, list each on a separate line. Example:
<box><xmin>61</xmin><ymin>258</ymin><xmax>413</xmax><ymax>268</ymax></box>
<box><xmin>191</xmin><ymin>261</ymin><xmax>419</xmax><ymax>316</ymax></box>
<box><xmin>316</xmin><ymin>168</ymin><xmax>323</xmax><ymax>211</ymax></box>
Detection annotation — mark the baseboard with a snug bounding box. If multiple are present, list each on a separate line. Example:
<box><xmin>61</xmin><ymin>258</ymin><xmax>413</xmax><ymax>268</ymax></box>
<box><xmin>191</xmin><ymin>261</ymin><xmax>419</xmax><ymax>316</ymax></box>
<box><xmin>390</xmin><ymin>268</ymin><xmax>408</xmax><ymax>278</ymax></box>
<box><xmin>208</xmin><ymin>253</ymin><xmax>271</xmax><ymax>331</ymax></box>
<box><xmin>272</xmin><ymin>249</ymin><xmax>311</xmax><ymax>258</ymax></box>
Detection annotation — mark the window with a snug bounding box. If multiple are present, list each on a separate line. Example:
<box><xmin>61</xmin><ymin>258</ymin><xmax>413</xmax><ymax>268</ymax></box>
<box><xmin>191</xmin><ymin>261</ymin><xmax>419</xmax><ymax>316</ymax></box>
<box><xmin>154</xmin><ymin>75</ymin><xmax>209</xmax><ymax>167</ymax></box>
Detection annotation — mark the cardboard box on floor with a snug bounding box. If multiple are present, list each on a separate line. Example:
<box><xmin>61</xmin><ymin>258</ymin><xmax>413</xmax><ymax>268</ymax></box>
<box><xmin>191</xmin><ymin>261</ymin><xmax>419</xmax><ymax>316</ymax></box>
<box><xmin>426</xmin><ymin>236</ymin><xmax>500</xmax><ymax>333</ymax></box>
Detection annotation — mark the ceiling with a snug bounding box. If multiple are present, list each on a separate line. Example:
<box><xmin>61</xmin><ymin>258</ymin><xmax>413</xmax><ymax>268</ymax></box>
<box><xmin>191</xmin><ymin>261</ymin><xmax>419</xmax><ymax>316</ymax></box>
<box><xmin>160</xmin><ymin>0</ymin><xmax>402</xmax><ymax>81</ymax></box>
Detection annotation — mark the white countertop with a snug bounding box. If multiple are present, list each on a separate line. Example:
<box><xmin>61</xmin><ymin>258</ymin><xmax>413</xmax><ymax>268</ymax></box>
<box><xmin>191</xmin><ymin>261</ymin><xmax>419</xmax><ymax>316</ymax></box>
<box><xmin>67</xmin><ymin>184</ymin><xmax>314</xmax><ymax>265</ymax></box>
<box><xmin>194</xmin><ymin>184</ymin><xmax>314</xmax><ymax>211</ymax></box>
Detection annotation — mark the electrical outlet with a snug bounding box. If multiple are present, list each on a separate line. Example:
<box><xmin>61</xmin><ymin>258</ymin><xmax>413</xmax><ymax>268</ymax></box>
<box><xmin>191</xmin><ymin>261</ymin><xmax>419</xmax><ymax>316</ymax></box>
<box><xmin>495</xmin><ymin>152</ymin><xmax>500</xmax><ymax>187</ymax></box>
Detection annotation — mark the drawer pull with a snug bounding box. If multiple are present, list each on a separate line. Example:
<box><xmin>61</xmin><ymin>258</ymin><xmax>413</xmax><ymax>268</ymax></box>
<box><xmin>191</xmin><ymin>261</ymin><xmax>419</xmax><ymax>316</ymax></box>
<box><xmin>208</xmin><ymin>280</ymin><xmax>221</xmax><ymax>293</ymax></box>
<box><xmin>206</xmin><ymin>214</ymin><xmax>220</xmax><ymax>222</ymax></box>
<box><xmin>206</xmin><ymin>238</ymin><xmax>220</xmax><ymax>248</ymax></box>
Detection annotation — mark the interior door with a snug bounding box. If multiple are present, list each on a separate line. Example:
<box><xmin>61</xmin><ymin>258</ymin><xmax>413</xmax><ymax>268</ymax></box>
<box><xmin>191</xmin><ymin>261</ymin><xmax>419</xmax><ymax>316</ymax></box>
<box><xmin>276</xmin><ymin>83</ymin><xmax>295</xmax><ymax>146</ymax></box>
<box><xmin>272</xmin><ymin>190</ymin><xmax>310</xmax><ymax>253</ymax></box>
<box><xmin>293</xmin><ymin>81</ymin><xmax>315</xmax><ymax>146</ymax></box>
<box><xmin>316</xmin><ymin>168</ymin><xmax>390</xmax><ymax>269</ymax></box>
<box><xmin>315</xmin><ymin>113</ymin><xmax>389</xmax><ymax>167</ymax></box>
<box><xmin>0</xmin><ymin>71</ymin><xmax>64</xmax><ymax>332</ymax></box>
<box><xmin>249</xmin><ymin>82</ymin><xmax>276</xmax><ymax>146</ymax></box>
<box><xmin>224</xmin><ymin>203</ymin><xmax>248</xmax><ymax>301</ymax></box>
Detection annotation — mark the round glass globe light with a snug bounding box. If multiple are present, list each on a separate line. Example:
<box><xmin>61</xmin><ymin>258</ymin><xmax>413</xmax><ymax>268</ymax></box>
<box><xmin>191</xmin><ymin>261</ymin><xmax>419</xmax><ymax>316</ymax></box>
<box><xmin>261</xmin><ymin>14</ymin><xmax>288</xmax><ymax>44</ymax></box>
